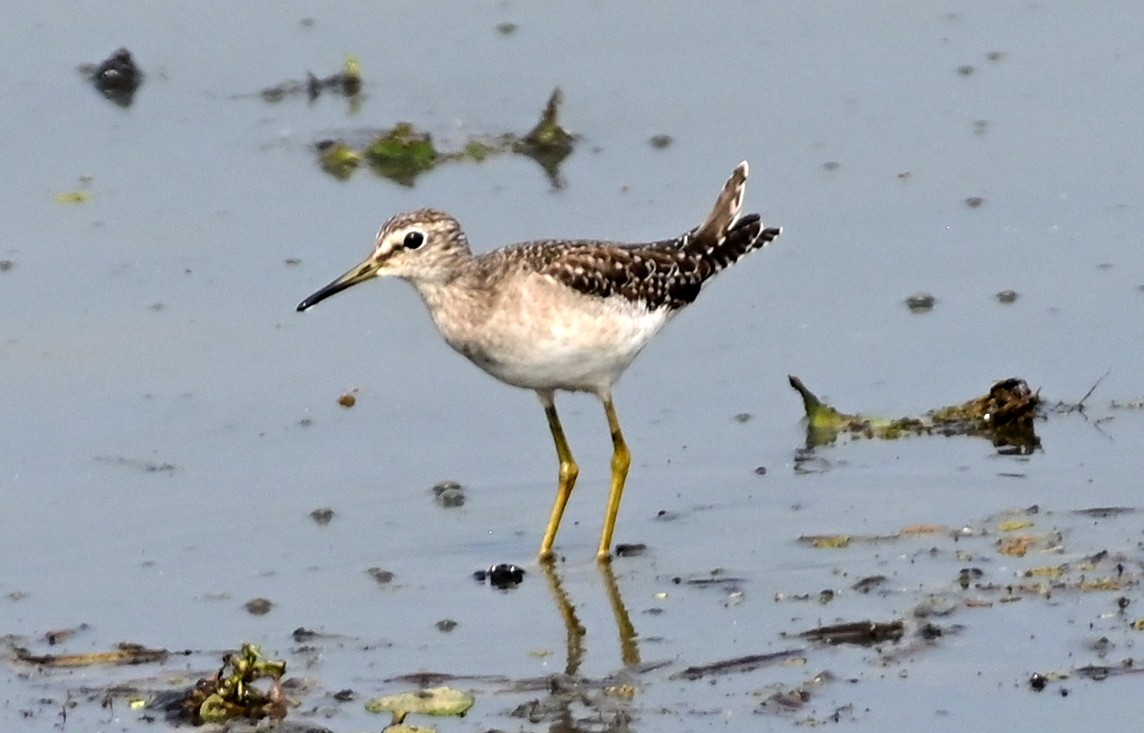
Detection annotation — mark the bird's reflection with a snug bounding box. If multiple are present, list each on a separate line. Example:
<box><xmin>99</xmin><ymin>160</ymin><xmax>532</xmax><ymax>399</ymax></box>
<box><xmin>507</xmin><ymin>561</ymin><xmax>643</xmax><ymax>731</ymax></box>
<box><xmin>540</xmin><ymin>560</ymin><xmax>641</xmax><ymax>675</ymax></box>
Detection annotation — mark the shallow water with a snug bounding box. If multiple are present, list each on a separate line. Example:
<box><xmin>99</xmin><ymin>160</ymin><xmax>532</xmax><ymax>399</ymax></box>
<box><xmin>4</xmin><ymin>3</ymin><xmax>1144</xmax><ymax>731</ymax></box>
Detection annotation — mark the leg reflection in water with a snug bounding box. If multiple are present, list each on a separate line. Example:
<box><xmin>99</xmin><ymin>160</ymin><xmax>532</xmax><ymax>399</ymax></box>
<box><xmin>540</xmin><ymin>560</ymin><xmax>641</xmax><ymax>676</ymax></box>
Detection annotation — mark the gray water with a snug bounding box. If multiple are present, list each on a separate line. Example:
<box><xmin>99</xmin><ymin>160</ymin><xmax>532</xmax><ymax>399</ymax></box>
<box><xmin>3</xmin><ymin>3</ymin><xmax>1144</xmax><ymax>731</ymax></box>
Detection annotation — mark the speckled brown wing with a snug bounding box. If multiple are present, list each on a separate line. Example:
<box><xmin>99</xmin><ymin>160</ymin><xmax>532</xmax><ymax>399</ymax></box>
<box><xmin>535</xmin><ymin>242</ymin><xmax>703</xmax><ymax>310</ymax></box>
<box><xmin>524</xmin><ymin>213</ymin><xmax>780</xmax><ymax>311</ymax></box>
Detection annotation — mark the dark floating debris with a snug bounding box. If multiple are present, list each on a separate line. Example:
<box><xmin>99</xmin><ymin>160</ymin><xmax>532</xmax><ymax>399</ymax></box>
<box><xmin>83</xmin><ymin>48</ymin><xmax>143</xmax><ymax>107</ymax></box>
<box><xmin>905</xmin><ymin>292</ymin><xmax>936</xmax><ymax>313</ymax></box>
<box><xmin>958</xmin><ymin>567</ymin><xmax>985</xmax><ymax>590</ymax></box>
<box><xmin>851</xmin><ymin>575</ymin><xmax>887</xmax><ymax>594</ymax></box>
<box><xmin>614</xmin><ymin>542</ymin><xmax>646</xmax><ymax>557</ymax></box>
<box><xmin>435</xmin><ymin>619</ymin><xmax>458</xmax><ymax>633</ymax></box>
<box><xmin>789</xmin><ymin>375</ymin><xmax>1042</xmax><ymax>453</ymax></box>
<box><xmin>309</xmin><ymin>507</ymin><xmax>335</xmax><ymax>526</ymax></box>
<box><xmin>1072</xmin><ymin>506</ymin><xmax>1136</xmax><ymax>517</ymax></box>
<box><xmin>44</xmin><ymin>625</ymin><xmax>84</xmax><ymax>646</ymax></box>
<box><xmin>292</xmin><ymin>627</ymin><xmax>319</xmax><ymax>642</ymax></box>
<box><xmin>337</xmin><ymin>391</ymin><xmax>357</xmax><ymax>408</ymax></box>
<box><xmin>367</xmin><ymin>567</ymin><xmax>395</xmax><ymax>586</ymax></box>
<box><xmin>1075</xmin><ymin>663</ymin><xmax>1144</xmax><ymax>681</ymax></box>
<box><xmin>671</xmin><ymin>573</ymin><xmax>745</xmax><ymax>587</ymax></box>
<box><xmin>798</xmin><ymin>619</ymin><xmax>905</xmax><ymax>646</ymax></box>
<box><xmin>244</xmin><ymin>597</ymin><xmax>274</xmax><ymax>616</ymax></box>
<box><xmin>261</xmin><ymin>56</ymin><xmax>362</xmax><ymax>102</ymax></box>
<box><xmin>649</xmin><ymin>133</ymin><xmax>673</xmax><ymax>149</ymax></box>
<box><xmin>757</xmin><ymin>686</ymin><xmax>813</xmax><ymax>713</ymax></box>
<box><xmin>432</xmin><ymin>480</ymin><xmax>466</xmax><ymax>508</ymax></box>
<box><xmin>672</xmin><ymin>648</ymin><xmax>804</xmax><ymax>681</ymax></box>
<box><xmin>474</xmin><ymin>563</ymin><xmax>525</xmax><ymax>588</ymax></box>
<box><xmin>996</xmin><ymin>289</ymin><xmax>1019</xmax><ymax>304</ymax></box>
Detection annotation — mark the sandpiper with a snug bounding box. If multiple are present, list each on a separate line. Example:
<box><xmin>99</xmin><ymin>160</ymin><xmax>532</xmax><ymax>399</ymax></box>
<box><xmin>297</xmin><ymin>162</ymin><xmax>782</xmax><ymax>562</ymax></box>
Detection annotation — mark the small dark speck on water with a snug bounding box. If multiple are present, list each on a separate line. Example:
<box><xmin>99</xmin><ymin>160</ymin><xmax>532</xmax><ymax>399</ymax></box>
<box><xmin>822</xmin><ymin>161</ymin><xmax>840</xmax><ymax>171</ymax></box>
<box><xmin>432</xmin><ymin>480</ymin><xmax>465</xmax><ymax>508</ymax></box>
<box><xmin>1097</xmin><ymin>262</ymin><xmax>1114</xmax><ymax>270</ymax></box>
<box><xmin>435</xmin><ymin>619</ymin><xmax>458</xmax><ymax>632</ymax></box>
<box><xmin>905</xmin><ymin>292</ymin><xmax>936</xmax><ymax>313</ymax></box>
<box><xmin>986</xmin><ymin>50</ymin><xmax>1006</xmax><ymax>62</ymax></box>
<box><xmin>496</xmin><ymin>22</ymin><xmax>517</xmax><ymax>35</ymax></box>
<box><xmin>996</xmin><ymin>290</ymin><xmax>1019</xmax><ymax>304</ymax></box>
<box><xmin>244</xmin><ymin>597</ymin><xmax>274</xmax><ymax>616</ymax></box>
<box><xmin>754</xmin><ymin>466</ymin><xmax>767</xmax><ymax>476</ymax></box>
<box><xmin>474</xmin><ymin>563</ymin><xmax>525</xmax><ymax>588</ymax></box>
<box><xmin>965</xmin><ymin>196</ymin><xmax>985</xmax><ymax>208</ymax></box>
<box><xmin>284</xmin><ymin>258</ymin><xmax>301</xmax><ymax>266</ymax></box>
<box><xmin>957</xmin><ymin>64</ymin><xmax>975</xmax><ymax>76</ymax></box>
<box><xmin>734</xmin><ymin>412</ymin><xmax>752</xmax><ymax>423</ymax></box>
<box><xmin>368</xmin><ymin>567</ymin><xmax>395</xmax><ymax>586</ymax></box>
<box><xmin>310</xmin><ymin>507</ymin><xmax>335</xmax><ymax>525</ymax></box>
<box><xmin>614</xmin><ymin>543</ymin><xmax>646</xmax><ymax>557</ymax></box>
<box><xmin>292</xmin><ymin>627</ymin><xmax>318</xmax><ymax>642</ymax></box>
<box><xmin>649</xmin><ymin>134</ymin><xmax>673</xmax><ymax>150</ymax></box>
<box><xmin>0</xmin><ymin>260</ymin><xmax>13</xmax><ymax>271</ymax></box>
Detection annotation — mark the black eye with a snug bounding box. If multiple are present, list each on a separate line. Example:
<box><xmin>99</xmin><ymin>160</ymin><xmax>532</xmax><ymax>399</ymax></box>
<box><xmin>403</xmin><ymin>230</ymin><xmax>425</xmax><ymax>249</ymax></box>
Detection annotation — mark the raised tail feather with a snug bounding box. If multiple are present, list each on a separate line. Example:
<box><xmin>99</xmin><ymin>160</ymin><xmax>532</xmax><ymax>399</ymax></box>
<box><xmin>685</xmin><ymin>161</ymin><xmax>782</xmax><ymax>276</ymax></box>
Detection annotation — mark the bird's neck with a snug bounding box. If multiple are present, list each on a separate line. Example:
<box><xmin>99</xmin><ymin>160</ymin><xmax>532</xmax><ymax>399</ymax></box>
<box><xmin>409</xmin><ymin>267</ymin><xmax>493</xmax><ymax>349</ymax></box>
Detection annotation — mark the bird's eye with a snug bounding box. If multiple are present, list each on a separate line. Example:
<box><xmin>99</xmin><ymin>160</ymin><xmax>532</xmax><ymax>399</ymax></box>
<box><xmin>403</xmin><ymin>230</ymin><xmax>426</xmax><ymax>250</ymax></box>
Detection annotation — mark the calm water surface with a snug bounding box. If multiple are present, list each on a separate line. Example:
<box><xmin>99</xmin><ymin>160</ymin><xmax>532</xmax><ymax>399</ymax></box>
<box><xmin>3</xmin><ymin>3</ymin><xmax>1144</xmax><ymax>731</ymax></box>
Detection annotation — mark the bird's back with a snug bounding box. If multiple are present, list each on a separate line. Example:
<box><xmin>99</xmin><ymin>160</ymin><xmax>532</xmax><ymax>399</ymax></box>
<box><xmin>422</xmin><ymin>162</ymin><xmax>781</xmax><ymax>394</ymax></box>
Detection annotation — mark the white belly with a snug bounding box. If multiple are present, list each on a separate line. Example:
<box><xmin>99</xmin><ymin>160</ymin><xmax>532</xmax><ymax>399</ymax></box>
<box><xmin>429</xmin><ymin>274</ymin><xmax>672</xmax><ymax>394</ymax></box>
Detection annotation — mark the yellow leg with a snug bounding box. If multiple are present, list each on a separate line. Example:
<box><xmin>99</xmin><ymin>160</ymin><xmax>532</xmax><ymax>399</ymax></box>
<box><xmin>597</xmin><ymin>395</ymin><xmax>631</xmax><ymax>562</ymax></box>
<box><xmin>538</xmin><ymin>391</ymin><xmax>578</xmax><ymax>562</ymax></box>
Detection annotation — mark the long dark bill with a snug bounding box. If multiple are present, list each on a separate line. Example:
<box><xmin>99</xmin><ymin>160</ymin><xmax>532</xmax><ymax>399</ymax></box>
<box><xmin>296</xmin><ymin>261</ymin><xmax>376</xmax><ymax>312</ymax></box>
